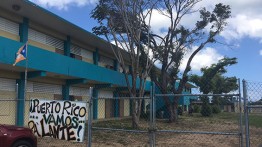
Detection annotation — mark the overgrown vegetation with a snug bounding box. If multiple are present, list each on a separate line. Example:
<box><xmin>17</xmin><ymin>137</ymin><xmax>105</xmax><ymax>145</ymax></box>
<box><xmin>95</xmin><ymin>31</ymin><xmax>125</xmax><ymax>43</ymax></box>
<box><xmin>92</xmin><ymin>112</ymin><xmax>262</xmax><ymax>129</ymax></box>
<box><xmin>193</xmin><ymin>105</ymin><xmax>201</xmax><ymax>113</ymax></box>
<box><xmin>200</xmin><ymin>102</ymin><xmax>212</xmax><ymax>116</ymax></box>
<box><xmin>212</xmin><ymin>105</ymin><xmax>221</xmax><ymax>114</ymax></box>
<box><xmin>92</xmin><ymin>0</ymin><xmax>232</xmax><ymax>125</ymax></box>
<box><xmin>190</xmin><ymin>58</ymin><xmax>238</xmax><ymax>117</ymax></box>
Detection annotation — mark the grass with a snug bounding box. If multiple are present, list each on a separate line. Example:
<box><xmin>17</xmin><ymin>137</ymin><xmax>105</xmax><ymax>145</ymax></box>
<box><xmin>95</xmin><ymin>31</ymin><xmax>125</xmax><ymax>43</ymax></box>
<box><xmin>189</xmin><ymin>112</ymin><xmax>262</xmax><ymax>128</ymax></box>
<box><xmin>92</xmin><ymin>112</ymin><xmax>262</xmax><ymax>130</ymax></box>
<box><xmin>92</xmin><ymin>118</ymin><xmax>149</xmax><ymax>130</ymax></box>
<box><xmin>90</xmin><ymin>112</ymin><xmax>248</xmax><ymax>146</ymax></box>
<box><xmin>38</xmin><ymin>112</ymin><xmax>262</xmax><ymax>147</ymax></box>
<box><xmin>248</xmin><ymin>113</ymin><xmax>262</xmax><ymax>128</ymax></box>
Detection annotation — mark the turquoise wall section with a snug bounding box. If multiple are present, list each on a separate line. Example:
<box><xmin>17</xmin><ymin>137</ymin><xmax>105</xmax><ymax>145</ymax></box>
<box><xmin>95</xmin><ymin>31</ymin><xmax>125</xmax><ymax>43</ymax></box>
<box><xmin>64</xmin><ymin>36</ymin><xmax>71</xmax><ymax>56</ymax></box>
<box><xmin>0</xmin><ymin>36</ymin><xmax>152</xmax><ymax>90</ymax></box>
<box><xmin>62</xmin><ymin>84</ymin><xmax>70</xmax><ymax>100</ymax></box>
<box><xmin>16</xmin><ymin>78</ymin><xmax>25</xmax><ymax>126</ymax></box>
<box><xmin>19</xmin><ymin>17</ymin><xmax>29</xmax><ymax>43</ymax></box>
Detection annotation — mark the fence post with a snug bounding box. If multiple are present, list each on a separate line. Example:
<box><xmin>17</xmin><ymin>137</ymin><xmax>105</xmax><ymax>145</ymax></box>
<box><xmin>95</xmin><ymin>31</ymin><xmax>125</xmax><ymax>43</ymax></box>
<box><xmin>242</xmin><ymin>80</ymin><xmax>249</xmax><ymax>147</ymax></box>
<box><xmin>87</xmin><ymin>87</ymin><xmax>93</xmax><ymax>147</ymax></box>
<box><xmin>149</xmin><ymin>83</ymin><xmax>156</xmax><ymax>147</ymax></box>
<box><xmin>238</xmin><ymin>79</ymin><xmax>243</xmax><ymax>147</ymax></box>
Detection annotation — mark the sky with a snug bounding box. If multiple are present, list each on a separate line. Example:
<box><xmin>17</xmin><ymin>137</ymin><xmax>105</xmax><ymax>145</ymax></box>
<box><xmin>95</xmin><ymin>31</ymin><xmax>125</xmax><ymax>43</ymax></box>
<box><xmin>28</xmin><ymin>0</ymin><xmax>262</xmax><ymax>83</ymax></box>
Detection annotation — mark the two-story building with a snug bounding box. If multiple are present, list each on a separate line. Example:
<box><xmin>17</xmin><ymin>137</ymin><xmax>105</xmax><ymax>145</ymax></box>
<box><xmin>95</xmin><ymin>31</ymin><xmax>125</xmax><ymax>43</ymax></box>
<box><xmin>0</xmin><ymin>0</ymin><xmax>153</xmax><ymax>126</ymax></box>
<box><xmin>0</xmin><ymin>0</ymin><xmax>196</xmax><ymax>126</ymax></box>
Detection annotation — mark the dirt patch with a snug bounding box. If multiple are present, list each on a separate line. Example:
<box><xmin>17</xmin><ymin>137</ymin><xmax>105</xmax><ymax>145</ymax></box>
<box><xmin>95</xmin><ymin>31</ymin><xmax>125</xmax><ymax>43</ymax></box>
<box><xmin>37</xmin><ymin>113</ymin><xmax>262</xmax><ymax>147</ymax></box>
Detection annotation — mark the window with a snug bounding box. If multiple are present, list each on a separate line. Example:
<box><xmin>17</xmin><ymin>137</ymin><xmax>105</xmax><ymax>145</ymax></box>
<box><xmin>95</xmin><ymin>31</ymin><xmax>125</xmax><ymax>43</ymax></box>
<box><xmin>70</xmin><ymin>44</ymin><xmax>82</xmax><ymax>60</ymax></box>
<box><xmin>71</xmin><ymin>44</ymin><xmax>93</xmax><ymax>62</ymax></box>
<box><xmin>0</xmin><ymin>78</ymin><xmax>16</xmax><ymax>91</ymax></box>
<box><xmin>33</xmin><ymin>82</ymin><xmax>62</xmax><ymax>94</ymax></box>
<box><xmin>70</xmin><ymin>86</ymin><xmax>89</xmax><ymax>97</ymax></box>
<box><xmin>99</xmin><ymin>56</ymin><xmax>114</xmax><ymax>69</ymax></box>
<box><xmin>28</xmin><ymin>28</ymin><xmax>64</xmax><ymax>50</ymax></box>
<box><xmin>119</xmin><ymin>65</ymin><xmax>129</xmax><ymax>73</ymax></box>
<box><xmin>0</xmin><ymin>17</ymin><xmax>19</xmax><ymax>35</ymax></box>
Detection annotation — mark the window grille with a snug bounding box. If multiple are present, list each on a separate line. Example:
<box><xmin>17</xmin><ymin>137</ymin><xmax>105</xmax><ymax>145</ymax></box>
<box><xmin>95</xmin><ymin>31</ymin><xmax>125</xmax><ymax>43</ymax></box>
<box><xmin>0</xmin><ymin>78</ymin><xmax>16</xmax><ymax>91</ymax></box>
<box><xmin>0</xmin><ymin>17</ymin><xmax>19</xmax><ymax>35</ymax></box>
<box><xmin>69</xmin><ymin>86</ymin><xmax>89</xmax><ymax>97</ymax></box>
<box><xmin>71</xmin><ymin>44</ymin><xmax>82</xmax><ymax>56</ymax></box>
<box><xmin>119</xmin><ymin>65</ymin><xmax>129</xmax><ymax>73</ymax></box>
<box><xmin>26</xmin><ymin>81</ymin><xmax>34</xmax><ymax>92</ymax></box>
<box><xmin>81</xmin><ymin>49</ymin><xmax>93</xmax><ymax>59</ymax></box>
<box><xmin>98</xmin><ymin>90</ymin><xmax>113</xmax><ymax>98</ymax></box>
<box><xmin>28</xmin><ymin>28</ymin><xmax>64</xmax><ymax>50</ymax></box>
<box><xmin>100</xmin><ymin>56</ymin><xmax>114</xmax><ymax>67</ymax></box>
<box><xmin>33</xmin><ymin>82</ymin><xmax>62</xmax><ymax>94</ymax></box>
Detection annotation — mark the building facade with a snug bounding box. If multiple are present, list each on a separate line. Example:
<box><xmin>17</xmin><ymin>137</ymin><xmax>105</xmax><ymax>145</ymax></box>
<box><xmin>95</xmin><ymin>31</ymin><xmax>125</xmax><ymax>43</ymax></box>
<box><xmin>0</xmin><ymin>0</ymin><xmax>195</xmax><ymax>126</ymax></box>
<box><xmin>0</xmin><ymin>0</ymin><xmax>154</xmax><ymax>126</ymax></box>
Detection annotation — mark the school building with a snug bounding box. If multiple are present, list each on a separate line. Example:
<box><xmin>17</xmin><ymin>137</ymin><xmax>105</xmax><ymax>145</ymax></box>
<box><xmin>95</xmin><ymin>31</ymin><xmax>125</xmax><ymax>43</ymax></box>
<box><xmin>0</xmin><ymin>0</ymin><xmax>195</xmax><ymax>126</ymax></box>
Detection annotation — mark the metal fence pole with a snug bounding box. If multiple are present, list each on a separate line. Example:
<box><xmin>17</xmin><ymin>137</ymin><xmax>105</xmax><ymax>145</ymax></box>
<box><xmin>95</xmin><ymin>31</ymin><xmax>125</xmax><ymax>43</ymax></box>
<box><xmin>152</xmin><ymin>83</ymin><xmax>156</xmax><ymax>146</ymax></box>
<box><xmin>242</xmin><ymin>80</ymin><xmax>249</xmax><ymax>147</ymax></box>
<box><xmin>15</xmin><ymin>83</ymin><xmax>19</xmax><ymax>125</ymax></box>
<box><xmin>238</xmin><ymin>79</ymin><xmax>243</xmax><ymax>147</ymax></box>
<box><xmin>87</xmin><ymin>87</ymin><xmax>93</xmax><ymax>147</ymax></box>
<box><xmin>149</xmin><ymin>84</ymin><xmax>153</xmax><ymax>147</ymax></box>
<box><xmin>149</xmin><ymin>83</ymin><xmax>156</xmax><ymax>147</ymax></box>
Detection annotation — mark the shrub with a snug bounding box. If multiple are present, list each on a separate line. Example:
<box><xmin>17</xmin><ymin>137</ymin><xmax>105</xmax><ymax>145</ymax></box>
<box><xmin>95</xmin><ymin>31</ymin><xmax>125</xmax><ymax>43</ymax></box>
<box><xmin>212</xmin><ymin>105</ymin><xmax>221</xmax><ymax>114</ymax></box>
<box><xmin>178</xmin><ymin>106</ymin><xmax>183</xmax><ymax>115</ymax></box>
<box><xmin>193</xmin><ymin>104</ymin><xmax>201</xmax><ymax>113</ymax></box>
<box><xmin>201</xmin><ymin>104</ymin><xmax>212</xmax><ymax>116</ymax></box>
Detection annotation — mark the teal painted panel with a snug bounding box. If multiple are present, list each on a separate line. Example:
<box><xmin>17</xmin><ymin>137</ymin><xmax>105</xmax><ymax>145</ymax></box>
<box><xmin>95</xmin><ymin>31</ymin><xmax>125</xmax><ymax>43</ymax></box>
<box><xmin>16</xmin><ymin>79</ymin><xmax>25</xmax><ymax>126</ymax></box>
<box><xmin>0</xmin><ymin>37</ymin><xmax>152</xmax><ymax>90</ymax></box>
<box><xmin>0</xmin><ymin>37</ymin><xmax>25</xmax><ymax>65</ymax></box>
<box><xmin>20</xmin><ymin>18</ymin><xmax>29</xmax><ymax>43</ymax></box>
<box><xmin>181</xmin><ymin>91</ymin><xmax>189</xmax><ymax>105</ymax></box>
<box><xmin>155</xmin><ymin>85</ymin><xmax>195</xmax><ymax>114</ymax></box>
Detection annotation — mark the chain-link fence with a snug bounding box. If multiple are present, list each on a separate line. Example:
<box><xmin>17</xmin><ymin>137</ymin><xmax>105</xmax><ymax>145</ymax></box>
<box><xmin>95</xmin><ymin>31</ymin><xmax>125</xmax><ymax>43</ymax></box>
<box><xmin>88</xmin><ymin>86</ymin><xmax>153</xmax><ymax>146</ymax></box>
<box><xmin>154</xmin><ymin>93</ymin><xmax>242</xmax><ymax>147</ymax></box>
<box><xmin>243</xmin><ymin>80</ymin><xmax>262</xmax><ymax>147</ymax></box>
<box><xmin>1</xmin><ymin>79</ymin><xmax>262</xmax><ymax>147</ymax></box>
<box><xmin>87</xmin><ymin>80</ymin><xmax>244</xmax><ymax>147</ymax></box>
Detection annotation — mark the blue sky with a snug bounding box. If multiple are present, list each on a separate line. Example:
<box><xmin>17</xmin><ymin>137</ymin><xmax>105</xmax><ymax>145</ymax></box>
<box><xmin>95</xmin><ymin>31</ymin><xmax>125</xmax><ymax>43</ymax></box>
<box><xmin>29</xmin><ymin>0</ymin><xmax>262</xmax><ymax>83</ymax></box>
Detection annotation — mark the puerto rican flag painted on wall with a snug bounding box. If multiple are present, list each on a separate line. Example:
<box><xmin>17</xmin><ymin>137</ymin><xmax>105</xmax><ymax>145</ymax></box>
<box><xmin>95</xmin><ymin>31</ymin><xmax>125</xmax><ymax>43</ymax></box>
<box><xmin>13</xmin><ymin>43</ymin><xmax>27</xmax><ymax>66</ymax></box>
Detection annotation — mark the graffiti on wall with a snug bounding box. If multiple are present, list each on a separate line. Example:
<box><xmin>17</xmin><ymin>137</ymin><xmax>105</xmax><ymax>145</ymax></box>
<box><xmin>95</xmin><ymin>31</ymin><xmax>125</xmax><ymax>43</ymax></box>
<box><xmin>28</xmin><ymin>99</ymin><xmax>87</xmax><ymax>142</ymax></box>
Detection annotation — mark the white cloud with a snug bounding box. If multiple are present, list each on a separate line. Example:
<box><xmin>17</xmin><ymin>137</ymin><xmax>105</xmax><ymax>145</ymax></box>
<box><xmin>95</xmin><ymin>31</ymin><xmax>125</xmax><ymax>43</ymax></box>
<box><xmin>197</xmin><ymin>0</ymin><xmax>262</xmax><ymax>42</ymax></box>
<box><xmin>148</xmin><ymin>9</ymin><xmax>170</xmax><ymax>36</ymax></box>
<box><xmin>180</xmin><ymin>47</ymin><xmax>223</xmax><ymax>72</ymax></box>
<box><xmin>29</xmin><ymin>0</ymin><xmax>97</xmax><ymax>10</ymax></box>
<box><xmin>148</xmin><ymin>0</ymin><xmax>262</xmax><ymax>42</ymax></box>
<box><xmin>31</xmin><ymin>0</ymin><xmax>262</xmax><ymax>42</ymax></box>
<box><xmin>260</xmin><ymin>50</ymin><xmax>262</xmax><ymax>56</ymax></box>
<box><xmin>221</xmin><ymin>15</ymin><xmax>262</xmax><ymax>41</ymax></box>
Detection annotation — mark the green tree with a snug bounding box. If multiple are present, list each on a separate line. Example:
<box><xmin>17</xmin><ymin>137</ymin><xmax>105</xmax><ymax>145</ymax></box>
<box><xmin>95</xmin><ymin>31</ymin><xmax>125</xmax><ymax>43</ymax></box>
<box><xmin>212</xmin><ymin>75</ymin><xmax>238</xmax><ymax>105</ymax></box>
<box><xmin>92</xmin><ymin>0</ymin><xmax>231</xmax><ymax>123</ymax></box>
<box><xmin>147</xmin><ymin>2</ymin><xmax>231</xmax><ymax>122</ymax></box>
<box><xmin>91</xmin><ymin>0</ymin><xmax>157</xmax><ymax>128</ymax></box>
<box><xmin>190</xmin><ymin>57</ymin><xmax>238</xmax><ymax>116</ymax></box>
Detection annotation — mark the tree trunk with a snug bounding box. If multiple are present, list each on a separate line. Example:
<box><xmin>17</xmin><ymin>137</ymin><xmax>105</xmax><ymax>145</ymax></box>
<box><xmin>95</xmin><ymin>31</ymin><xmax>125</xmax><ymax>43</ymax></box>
<box><xmin>132</xmin><ymin>112</ymin><xmax>139</xmax><ymax>129</ymax></box>
<box><xmin>166</xmin><ymin>97</ymin><xmax>180</xmax><ymax>122</ymax></box>
<box><xmin>167</xmin><ymin>104</ymin><xmax>176</xmax><ymax>122</ymax></box>
<box><xmin>131</xmin><ymin>99</ymin><xmax>139</xmax><ymax>129</ymax></box>
<box><xmin>137</xmin><ymin>99</ymin><xmax>142</xmax><ymax>120</ymax></box>
<box><xmin>173</xmin><ymin>98</ymin><xmax>179</xmax><ymax>122</ymax></box>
